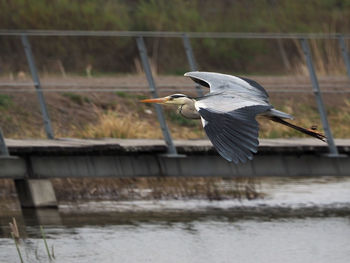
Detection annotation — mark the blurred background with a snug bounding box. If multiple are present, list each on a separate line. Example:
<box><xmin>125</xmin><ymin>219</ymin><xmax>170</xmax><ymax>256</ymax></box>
<box><xmin>0</xmin><ymin>0</ymin><xmax>349</xmax><ymax>140</ymax></box>
<box><xmin>1</xmin><ymin>1</ymin><xmax>350</xmax><ymax>262</ymax></box>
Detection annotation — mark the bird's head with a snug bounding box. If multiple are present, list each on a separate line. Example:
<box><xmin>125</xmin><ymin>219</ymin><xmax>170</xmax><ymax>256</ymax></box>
<box><xmin>140</xmin><ymin>94</ymin><xmax>192</xmax><ymax>105</ymax></box>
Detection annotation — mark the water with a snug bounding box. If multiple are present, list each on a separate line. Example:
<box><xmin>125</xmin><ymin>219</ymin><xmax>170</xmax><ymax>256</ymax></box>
<box><xmin>1</xmin><ymin>177</ymin><xmax>350</xmax><ymax>263</ymax></box>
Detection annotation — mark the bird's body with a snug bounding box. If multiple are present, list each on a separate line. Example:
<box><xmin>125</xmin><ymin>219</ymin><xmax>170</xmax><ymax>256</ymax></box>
<box><xmin>141</xmin><ymin>71</ymin><xmax>326</xmax><ymax>163</ymax></box>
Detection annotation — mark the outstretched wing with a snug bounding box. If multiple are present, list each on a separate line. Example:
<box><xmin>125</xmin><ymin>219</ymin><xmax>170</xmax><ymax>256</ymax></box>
<box><xmin>185</xmin><ymin>71</ymin><xmax>269</xmax><ymax>102</ymax></box>
<box><xmin>186</xmin><ymin>71</ymin><xmax>273</xmax><ymax>163</ymax></box>
<box><xmin>195</xmin><ymin>95</ymin><xmax>272</xmax><ymax>163</ymax></box>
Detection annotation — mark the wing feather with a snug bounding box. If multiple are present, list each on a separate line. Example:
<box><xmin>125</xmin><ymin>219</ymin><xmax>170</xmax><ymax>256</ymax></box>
<box><xmin>185</xmin><ymin>71</ymin><xmax>269</xmax><ymax>101</ymax></box>
<box><xmin>197</xmin><ymin>105</ymin><xmax>271</xmax><ymax>163</ymax></box>
<box><xmin>220</xmin><ymin>131</ymin><xmax>253</xmax><ymax>162</ymax></box>
<box><xmin>221</xmin><ymin>129</ymin><xmax>257</xmax><ymax>154</ymax></box>
<box><xmin>216</xmin><ymin>130</ymin><xmax>249</xmax><ymax>162</ymax></box>
<box><xmin>208</xmin><ymin>128</ymin><xmax>238</xmax><ymax>163</ymax></box>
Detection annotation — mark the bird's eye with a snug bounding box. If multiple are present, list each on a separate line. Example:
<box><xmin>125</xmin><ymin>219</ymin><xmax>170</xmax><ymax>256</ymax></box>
<box><xmin>170</xmin><ymin>94</ymin><xmax>185</xmax><ymax>99</ymax></box>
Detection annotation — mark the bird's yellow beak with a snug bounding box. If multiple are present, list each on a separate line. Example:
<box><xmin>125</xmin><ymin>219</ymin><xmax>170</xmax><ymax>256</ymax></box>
<box><xmin>140</xmin><ymin>97</ymin><xmax>169</xmax><ymax>104</ymax></box>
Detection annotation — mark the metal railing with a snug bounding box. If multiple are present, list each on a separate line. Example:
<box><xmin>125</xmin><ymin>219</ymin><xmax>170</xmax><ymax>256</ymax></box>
<box><xmin>1</xmin><ymin>30</ymin><xmax>350</xmax><ymax>157</ymax></box>
<box><xmin>1</xmin><ymin>30</ymin><xmax>350</xmax><ymax>39</ymax></box>
<box><xmin>0</xmin><ymin>128</ymin><xmax>9</xmax><ymax>156</ymax></box>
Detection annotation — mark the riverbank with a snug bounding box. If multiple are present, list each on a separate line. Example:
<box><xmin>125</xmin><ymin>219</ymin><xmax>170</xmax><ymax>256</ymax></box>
<box><xmin>1</xmin><ymin>74</ymin><xmax>349</xmax><ymax>140</ymax></box>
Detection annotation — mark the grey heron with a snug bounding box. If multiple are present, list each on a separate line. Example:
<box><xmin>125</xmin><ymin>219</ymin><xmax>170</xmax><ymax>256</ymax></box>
<box><xmin>141</xmin><ymin>72</ymin><xmax>326</xmax><ymax>163</ymax></box>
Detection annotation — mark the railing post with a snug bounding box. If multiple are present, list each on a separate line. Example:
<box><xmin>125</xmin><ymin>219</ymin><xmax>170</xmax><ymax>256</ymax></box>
<box><xmin>182</xmin><ymin>33</ymin><xmax>203</xmax><ymax>97</ymax></box>
<box><xmin>338</xmin><ymin>35</ymin><xmax>350</xmax><ymax>79</ymax></box>
<box><xmin>136</xmin><ymin>36</ymin><xmax>178</xmax><ymax>156</ymax></box>
<box><xmin>300</xmin><ymin>38</ymin><xmax>339</xmax><ymax>156</ymax></box>
<box><xmin>21</xmin><ymin>34</ymin><xmax>54</xmax><ymax>139</ymax></box>
<box><xmin>0</xmin><ymin>128</ymin><xmax>9</xmax><ymax>156</ymax></box>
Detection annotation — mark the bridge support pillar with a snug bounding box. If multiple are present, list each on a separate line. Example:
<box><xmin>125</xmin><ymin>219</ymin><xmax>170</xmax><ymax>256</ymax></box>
<box><xmin>14</xmin><ymin>179</ymin><xmax>58</xmax><ymax>208</ymax></box>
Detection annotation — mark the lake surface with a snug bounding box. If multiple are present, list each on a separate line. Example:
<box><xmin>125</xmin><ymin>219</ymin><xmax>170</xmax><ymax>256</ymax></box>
<box><xmin>1</xmin><ymin>176</ymin><xmax>350</xmax><ymax>263</ymax></box>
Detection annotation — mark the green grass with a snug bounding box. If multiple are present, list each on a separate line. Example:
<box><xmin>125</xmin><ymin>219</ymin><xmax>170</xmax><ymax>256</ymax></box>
<box><xmin>0</xmin><ymin>95</ymin><xmax>13</xmax><ymax>109</ymax></box>
<box><xmin>1</xmin><ymin>0</ymin><xmax>350</xmax><ymax>75</ymax></box>
<box><xmin>115</xmin><ymin>91</ymin><xmax>132</xmax><ymax>98</ymax></box>
<box><xmin>62</xmin><ymin>92</ymin><xmax>91</xmax><ymax>105</ymax></box>
<box><xmin>115</xmin><ymin>91</ymin><xmax>147</xmax><ymax>101</ymax></box>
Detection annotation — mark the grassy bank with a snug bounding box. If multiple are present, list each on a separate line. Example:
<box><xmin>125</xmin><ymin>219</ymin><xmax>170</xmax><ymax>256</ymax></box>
<box><xmin>0</xmin><ymin>75</ymin><xmax>349</xmax><ymax>140</ymax></box>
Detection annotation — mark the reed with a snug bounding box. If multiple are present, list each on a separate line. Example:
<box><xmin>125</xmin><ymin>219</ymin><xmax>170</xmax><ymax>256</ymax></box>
<box><xmin>7</xmin><ymin>216</ymin><xmax>56</xmax><ymax>262</ymax></box>
<box><xmin>40</xmin><ymin>226</ymin><xmax>54</xmax><ymax>261</ymax></box>
<box><xmin>9</xmin><ymin>217</ymin><xmax>19</xmax><ymax>239</ymax></box>
<box><xmin>9</xmin><ymin>217</ymin><xmax>23</xmax><ymax>263</ymax></box>
<box><xmin>292</xmin><ymin>38</ymin><xmax>346</xmax><ymax>76</ymax></box>
<box><xmin>11</xmin><ymin>232</ymin><xmax>24</xmax><ymax>263</ymax></box>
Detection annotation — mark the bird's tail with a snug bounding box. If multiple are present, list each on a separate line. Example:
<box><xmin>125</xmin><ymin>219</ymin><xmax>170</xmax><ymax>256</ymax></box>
<box><xmin>269</xmin><ymin>116</ymin><xmax>326</xmax><ymax>142</ymax></box>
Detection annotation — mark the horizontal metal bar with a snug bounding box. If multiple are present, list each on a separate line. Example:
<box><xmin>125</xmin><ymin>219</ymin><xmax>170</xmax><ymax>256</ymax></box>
<box><xmin>0</xmin><ymin>88</ymin><xmax>197</xmax><ymax>92</ymax></box>
<box><xmin>188</xmin><ymin>32</ymin><xmax>350</xmax><ymax>39</ymax></box>
<box><xmin>0</xmin><ymin>82</ymin><xmax>349</xmax><ymax>89</ymax></box>
<box><xmin>0</xmin><ymin>82</ymin><xmax>195</xmax><ymax>88</ymax></box>
<box><xmin>0</xmin><ymin>88</ymin><xmax>349</xmax><ymax>93</ymax></box>
<box><xmin>0</xmin><ymin>30</ymin><xmax>349</xmax><ymax>39</ymax></box>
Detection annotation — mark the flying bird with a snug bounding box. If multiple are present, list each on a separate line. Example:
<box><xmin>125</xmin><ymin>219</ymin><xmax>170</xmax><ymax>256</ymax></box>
<box><xmin>140</xmin><ymin>72</ymin><xmax>326</xmax><ymax>163</ymax></box>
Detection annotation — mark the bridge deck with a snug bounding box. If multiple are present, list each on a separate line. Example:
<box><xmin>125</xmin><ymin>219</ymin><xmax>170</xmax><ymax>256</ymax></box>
<box><xmin>4</xmin><ymin>138</ymin><xmax>350</xmax><ymax>155</ymax></box>
<box><xmin>1</xmin><ymin>138</ymin><xmax>349</xmax><ymax>179</ymax></box>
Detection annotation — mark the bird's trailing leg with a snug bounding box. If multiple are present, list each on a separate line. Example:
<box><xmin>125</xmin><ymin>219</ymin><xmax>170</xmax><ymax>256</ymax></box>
<box><xmin>269</xmin><ymin>117</ymin><xmax>326</xmax><ymax>142</ymax></box>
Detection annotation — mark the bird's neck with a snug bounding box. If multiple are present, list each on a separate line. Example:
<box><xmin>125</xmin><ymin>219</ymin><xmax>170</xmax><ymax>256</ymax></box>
<box><xmin>178</xmin><ymin>99</ymin><xmax>200</xmax><ymax>119</ymax></box>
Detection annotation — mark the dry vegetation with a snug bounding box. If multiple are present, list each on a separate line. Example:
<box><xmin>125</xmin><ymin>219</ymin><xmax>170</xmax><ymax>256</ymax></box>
<box><xmin>0</xmin><ymin>176</ymin><xmax>260</xmax><ymax>203</ymax></box>
<box><xmin>51</xmin><ymin>177</ymin><xmax>260</xmax><ymax>201</ymax></box>
<box><xmin>292</xmin><ymin>38</ymin><xmax>348</xmax><ymax>76</ymax></box>
<box><xmin>1</xmin><ymin>74</ymin><xmax>349</xmax><ymax>140</ymax></box>
<box><xmin>77</xmin><ymin>110</ymin><xmax>164</xmax><ymax>139</ymax></box>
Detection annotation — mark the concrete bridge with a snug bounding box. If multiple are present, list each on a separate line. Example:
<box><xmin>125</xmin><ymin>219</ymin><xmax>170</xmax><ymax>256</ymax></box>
<box><xmin>0</xmin><ymin>138</ymin><xmax>349</xmax><ymax>208</ymax></box>
<box><xmin>1</xmin><ymin>138</ymin><xmax>350</xmax><ymax>178</ymax></box>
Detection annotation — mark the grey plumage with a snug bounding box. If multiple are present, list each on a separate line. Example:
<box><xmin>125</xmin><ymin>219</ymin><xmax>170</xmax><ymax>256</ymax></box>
<box><xmin>140</xmin><ymin>71</ymin><xmax>326</xmax><ymax>163</ymax></box>
<box><xmin>198</xmin><ymin>105</ymin><xmax>271</xmax><ymax>163</ymax></box>
<box><xmin>185</xmin><ymin>71</ymin><xmax>274</xmax><ymax>163</ymax></box>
